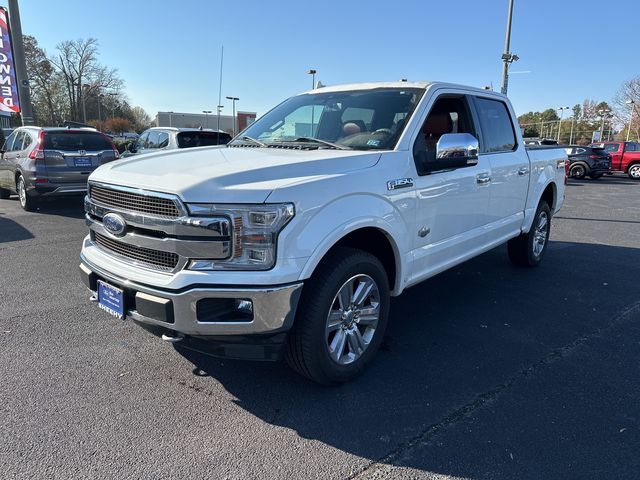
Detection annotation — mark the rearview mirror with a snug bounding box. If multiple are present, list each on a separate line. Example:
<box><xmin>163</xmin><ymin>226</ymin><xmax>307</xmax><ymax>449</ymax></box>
<box><xmin>433</xmin><ymin>133</ymin><xmax>479</xmax><ymax>170</ymax></box>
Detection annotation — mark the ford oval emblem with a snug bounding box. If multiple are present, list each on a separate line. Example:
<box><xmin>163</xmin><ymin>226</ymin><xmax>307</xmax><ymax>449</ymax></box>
<box><xmin>103</xmin><ymin>213</ymin><xmax>127</xmax><ymax>237</ymax></box>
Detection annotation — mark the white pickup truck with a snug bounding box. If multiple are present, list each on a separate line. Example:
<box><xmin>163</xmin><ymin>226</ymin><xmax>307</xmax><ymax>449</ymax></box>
<box><xmin>80</xmin><ymin>81</ymin><xmax>566</xmax><ymax>384</ymax></box>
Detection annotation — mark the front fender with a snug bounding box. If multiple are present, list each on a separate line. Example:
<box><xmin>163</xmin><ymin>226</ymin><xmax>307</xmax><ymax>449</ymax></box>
<box><xmin>291</xmin><ymin>194</ymin><xmax>411</xmax><ymax>295</ymax></box>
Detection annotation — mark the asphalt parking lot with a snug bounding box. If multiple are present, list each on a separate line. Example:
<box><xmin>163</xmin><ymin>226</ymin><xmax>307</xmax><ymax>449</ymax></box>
<box><xmin>1</xmin><ymin>176</ymin><xmax>639</xmax><ymax>480</ymax></box>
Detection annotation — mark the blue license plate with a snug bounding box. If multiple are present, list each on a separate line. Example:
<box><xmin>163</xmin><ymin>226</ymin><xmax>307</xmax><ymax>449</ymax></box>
<box><xmin>98</xmin><ymin>280</ymin><xmax>124</xmax><ymax>318</ymax></box>
<box><xmin>74</xmin><ymin>157</ymin><xmax>92</xmax><ymax>167</ymax></box>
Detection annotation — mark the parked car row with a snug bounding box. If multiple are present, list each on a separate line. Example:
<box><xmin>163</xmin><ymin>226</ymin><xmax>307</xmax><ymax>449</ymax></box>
<box><xmin>0</xmin><ymin>126</ymin><xmax>233</xmax><ymax>211</ymax></box>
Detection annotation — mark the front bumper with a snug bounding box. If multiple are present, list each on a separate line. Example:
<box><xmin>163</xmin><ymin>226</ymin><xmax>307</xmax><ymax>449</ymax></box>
<box><xmin>79</xmin><ymin>255</ymin><xmax>303</xmax><ymax>339</ymax></box>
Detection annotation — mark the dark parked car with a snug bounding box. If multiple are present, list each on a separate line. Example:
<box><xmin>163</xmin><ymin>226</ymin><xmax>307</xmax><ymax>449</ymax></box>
<box><xmin>564</xmin><ymin>145</ymin><xmax>611</xmax><ymax>180</ymax></box>
<box><xmin>125</xmin><ymin>127</ymin><xmax>232</xmax><ymax>157</ymax></box>
<box><xmin>0</xmin><ymin>127</ymin><xmax>120</xmax><ymax>211</ymax></box>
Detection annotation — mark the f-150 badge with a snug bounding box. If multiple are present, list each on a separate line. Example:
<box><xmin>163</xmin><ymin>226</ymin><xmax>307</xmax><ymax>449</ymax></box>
<box><xmin>387</xmin><ymin>178</ymin><xmax>414</xmax><ymax>191</ymax></box>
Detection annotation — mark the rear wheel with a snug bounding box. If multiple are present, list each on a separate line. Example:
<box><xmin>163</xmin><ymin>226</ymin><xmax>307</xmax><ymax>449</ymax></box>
<box><xmin>286</xmin><ymin>247</ymin><xmax>390</xmax><ymax>385</ymax></box>
<box><xmin>569</xmin><ymin>164</ymin><xmax>586</xmax><ymax>179</ymax></box>
<box><xmin>508</xmin><ymin>201</ymin><xmax>551</xmax><ymax>268</ymax></box>
<box><xmin>629</xmin><ymin>164</ymin><xmax>640</xmax><ymax>180</ymax></box>
<box><xmin>16</xmin><ymin>175</ymin><xmax>38</xmax><ymax>212</ymax></box>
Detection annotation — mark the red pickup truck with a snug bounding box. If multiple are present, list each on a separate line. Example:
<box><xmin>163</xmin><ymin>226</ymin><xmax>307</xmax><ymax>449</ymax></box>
<box><xmin>590</xmin><ymin>141</ymin><xmax>640</xmax><ymax>179</ymax></box>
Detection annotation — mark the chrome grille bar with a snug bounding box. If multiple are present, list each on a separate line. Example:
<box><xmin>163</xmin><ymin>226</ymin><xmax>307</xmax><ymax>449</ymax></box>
<box><xmin>93</xmin><ymin>232</ymin><xmax>179</xmax><ymax>271</ymax></box>
<box><xmin>89</xmin><ymin>184</ymin><xmax>181</xmax><ymax>218</ymax></box>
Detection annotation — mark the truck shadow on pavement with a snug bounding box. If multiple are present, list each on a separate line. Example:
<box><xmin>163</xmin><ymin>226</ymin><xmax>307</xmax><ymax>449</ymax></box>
<box><xmin>174</xmin><ymin>241</ymin><xmax>640</xmax><ymax>479</ymax></box>
<box><xmin>0</xmin><ymin>214</ymin><xmax>34</xmax><ymax>243</ymax></box>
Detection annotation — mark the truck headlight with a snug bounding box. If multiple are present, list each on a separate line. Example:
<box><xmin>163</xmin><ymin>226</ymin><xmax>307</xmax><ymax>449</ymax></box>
<box><xmin>185</xmin><ymin>203</ymin><xmax>295</xmax><ymax>271</ymax></box>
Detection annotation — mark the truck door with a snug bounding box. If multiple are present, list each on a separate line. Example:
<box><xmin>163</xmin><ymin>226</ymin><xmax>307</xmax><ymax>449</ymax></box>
<box><xmin>410</xmin><ymin>93</ymin><xmax>491</xmax><ymax>280</ymax></box>
<box><xmin>472</xmin><ymin>96</ymin><xmax>529</xmax><ymax>238</ymax></box>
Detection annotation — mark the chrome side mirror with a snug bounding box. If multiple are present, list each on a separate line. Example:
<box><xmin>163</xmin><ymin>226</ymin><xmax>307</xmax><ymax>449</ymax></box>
<box><xmin>436</xmin><ymin>133</ymin><xmax>479</xmax><ymax>166</ymax></box>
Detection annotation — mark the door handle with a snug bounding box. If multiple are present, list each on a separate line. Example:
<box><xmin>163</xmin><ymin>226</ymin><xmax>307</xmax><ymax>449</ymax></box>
<box><xmin>476</xmin><ymin>174</ymin><xmax>491</xmax><ymax>185</ymax></box>
<box><xmin>518</xmin><ymin>167</ymin><xmax>529</xmax><ymax>176</ymax></box>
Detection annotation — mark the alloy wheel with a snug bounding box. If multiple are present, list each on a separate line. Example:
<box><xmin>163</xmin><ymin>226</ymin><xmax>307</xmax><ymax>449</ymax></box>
<box><xmin>325</xmin><ymin>274</ymin><xmax>380</xmax><ymax>365</ymax></box>
<box><xmin>532</xmin><ymin>211</ymin><xmax>548</xmax><ymax>258</ymax></box>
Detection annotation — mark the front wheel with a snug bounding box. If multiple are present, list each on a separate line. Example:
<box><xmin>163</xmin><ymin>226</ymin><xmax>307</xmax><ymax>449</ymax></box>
<box><xmin>286</xmin><ymin>247</ymin><xmax>390</xmax><ymax>385</ymax></box>
<box><xmin>628</xmin><ymin>164</ymin><xmax>640</xmax><ymax>180</ymax></box>
<box><xmin>17</xmin><ymin>175</ymin><xmax>38</xmax><ymax>212</ymax></box>
<box><xmin>508</xmin><ymin>201</ymin><xmax>551</xmax><ymax>268</ymax></box>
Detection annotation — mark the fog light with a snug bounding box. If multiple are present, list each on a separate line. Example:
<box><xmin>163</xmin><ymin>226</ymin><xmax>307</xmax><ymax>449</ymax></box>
<box><xmin>235</xmin><ymin>299</ymin><xmax>253</xmax><ymax>315</ymax></box>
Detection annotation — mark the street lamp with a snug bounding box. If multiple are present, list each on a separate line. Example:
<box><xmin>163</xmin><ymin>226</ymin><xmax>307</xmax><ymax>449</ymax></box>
<box><xmin>626</xmin><ymin>100</ymin><xmax>637</xmax><ymax>142</ymax></box>
<box><xmin>216</xmin><ymin>105</ymin><xmax>224</xmax><ymax>132</ymax></box>
<box><xmin>225</xmin><ymin>96</ymin><xmax>239</xmax><ymax>135</ymax></box>
<box><xmin>597</xmin><ymin>109</ymin><xmax>612</xmax><ymax>141</ymax></box>
<box><xmin>167</xmin><ymin>111</ymin><xmax>174</xmax><ymax>128</ymax></box>
<box><xmin>499</xmin><ymin>0</ymin><xmax>518</xmax><ymax>95</ymax></box>
<box><xmin>107</xmin><ymin>92</ymin><xmax>118</xmax><ymax>118</ymax></box>
<box><xmin>202</xmin><ymin>110</ymin><xmax>212</xmax><ymax>129</ymax></box>
<box><xmin>556</xmin><ymin>106</ymin><xmax>569</xmax><ymax>143</ymax></box>
<box><xmin>307</xmin><ymin>69</ymin><xmax>317</xmax><ymax>89</ymax></box>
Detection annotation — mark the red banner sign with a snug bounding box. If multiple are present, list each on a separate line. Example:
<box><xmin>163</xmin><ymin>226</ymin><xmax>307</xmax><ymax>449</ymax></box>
<box><xmin>0</xmin><ymin>8</ymin><xmax>20</xmax><ymax>113</ymax></box>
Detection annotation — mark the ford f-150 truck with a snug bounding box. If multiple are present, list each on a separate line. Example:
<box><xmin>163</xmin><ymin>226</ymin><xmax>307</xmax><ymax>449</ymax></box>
<box><xmin>589</xmin><ymin>141</ymin><xmax>640</xmax><ymax>179</ymax></box>
<box><xmin>79</xmin><ymin>82</ymin><xmax>566</xmax><ymax>384</ymax></box>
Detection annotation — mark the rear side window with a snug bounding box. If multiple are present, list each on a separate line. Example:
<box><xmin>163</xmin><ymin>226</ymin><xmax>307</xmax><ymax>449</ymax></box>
<box><xmin>44</xmin><ymin>131</ymin><xmax>112</xmax><ymax>151</ymax></box>
<box><xmin>475</xmin><ymin>97</ymin><xmax>516</xmax><ymax>153</ymax></box>
<box><xmin>625</xmin><ymin>142</ymin><xmax>638</xmax><ymax>152</ymax></box>
<box><xmin>177</xmin><ymin>131</ymin><xmax>232</xmax><ymax>148</ymax></box>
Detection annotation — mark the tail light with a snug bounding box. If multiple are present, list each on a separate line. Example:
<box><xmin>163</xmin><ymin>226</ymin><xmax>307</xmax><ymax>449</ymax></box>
<box><xmin>28</xmin><ymin>131</ymin><xmax>45</xmax><ymax>160</ymax></box>
<box><xmin>102</xmin><ymin>133</ymin><xmax>120</xmax><ymax>160</ymax></box>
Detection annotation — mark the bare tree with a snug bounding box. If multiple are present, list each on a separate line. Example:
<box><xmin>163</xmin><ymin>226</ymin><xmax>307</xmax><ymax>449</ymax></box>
<box><xmin>612</xmin><ymin>76</ymin><xmax>640</xmax><ymax>140</ymax></box>
<box><xmin>50</xmin><ymin>38</ymin><xmax>123</xmax><ymax>122</ymax></box>
<box><xmin>24</xmin><ymin>35</ymin><xmax>68</xmax><ymax>125</ymax></box>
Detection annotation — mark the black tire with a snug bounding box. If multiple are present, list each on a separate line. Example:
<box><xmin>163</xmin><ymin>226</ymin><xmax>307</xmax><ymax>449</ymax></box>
<box><xmin>508</xmin><ymin>201</ymin><xmax>551</xmax><ymax>268</ymax></box>
<box><xmin>589</xmin><ymin>173</ymin><xmax>603</xmax><ymax>180</ymax></box>
<box><xmin>0</xmin><ymin>186</ymin><xmax>10</xmax><ymax>199</ymax></box>
<box><xmin>569</xmin><ymin>163</ymin><xmax>586</xmax><ymax>179</ymax></box>
<box><xmin>16</xmin><ymin>174</ymin><xmax>38</xmax><ymax>212</ymax></box>
<box><xmin>286</xmin><ymin>247</ymin><xmax>390</xmax><ymax>385</ymax></box>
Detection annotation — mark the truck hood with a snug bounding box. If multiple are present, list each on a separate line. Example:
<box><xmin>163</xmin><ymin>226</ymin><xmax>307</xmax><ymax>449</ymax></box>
<box><xmin>90</xmin><ymin>146</ymin><xmax>381</xmax><ymax>203</ymax></box>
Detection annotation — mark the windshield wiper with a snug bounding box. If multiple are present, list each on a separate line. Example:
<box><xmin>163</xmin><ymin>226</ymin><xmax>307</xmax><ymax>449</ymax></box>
<box><xmin>291</xmin><ymin>137</ymin><xmax>350</xmax><ymax>150</ymax></box>
<box><xmin>234</xmin><ymin>135</ymin><xmax>267</xmax><ymax>147</ymax></box>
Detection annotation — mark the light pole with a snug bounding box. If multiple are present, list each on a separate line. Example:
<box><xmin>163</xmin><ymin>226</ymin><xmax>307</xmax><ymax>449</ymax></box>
<box><xmin>307</xmin><ymin>69</ymin><xmax>317</xmax><ymax>89</ymax></box>
<box><xmin>167</xmin><ymin>111</ymin><xmax>174</xmax><ymax>128</ymax></box>
<box><xmin>626</xmin><ymin>100</ymin><xmax>637</xmax><ymax>142</ymax></box>
<box><xmin>107</xmin><ymin>92</ymin><xmax>118</xmax><ymax>118</ymax></box>
<box><xmin>556</xmin><ymin>106</ymin><xmax>569</xmax><ymax>143</ymax></box>
<box><xmin>500</xmin><ymin>0</ymin><xmax>519</xmax><ymax>95</ymax></box>
<box><xmin>226</xmin><ymin>96</ymin><xmax>239</xmax><ymax>135</ymax></box>
<box><xmin>216</xmin><ymin>105</ymin><xmax>224</xmax><ymax>132</ymax></box>
<box><xmin>202</xmin><ymin>110</ymin><xmax>212</xmax><ymax>129</ymax></box>
<box><xmin>569</xmin><ymin>116</ymin><xmax>575</xmax><ymax>145</ymax></box>
<box><xmin>597</xmin><ymin>110</ymin><xmax>610</xmax><ymax>142</ymax></box>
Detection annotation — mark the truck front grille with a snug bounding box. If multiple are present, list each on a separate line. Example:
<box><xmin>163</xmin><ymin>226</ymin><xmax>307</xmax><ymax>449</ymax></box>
<box><xmin>90</xmin><ymin>185</ymin><xmax>181</xmax><ymax>218</ymax></box>
<box><xmin>93</xmin><ymin>232</ymin><xmax>179</xmax><ymax>271</ymax></box>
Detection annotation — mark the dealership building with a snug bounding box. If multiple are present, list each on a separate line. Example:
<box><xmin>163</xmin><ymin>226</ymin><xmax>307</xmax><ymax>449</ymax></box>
<box><xmin>155</xmin><ymin>111</ymin><xmax>257</xmax><ymax>134</ymax></box>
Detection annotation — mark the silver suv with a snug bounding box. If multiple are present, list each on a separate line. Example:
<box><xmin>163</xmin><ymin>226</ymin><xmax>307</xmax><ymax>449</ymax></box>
<box><xmin>0</xmin><ymin>127</ymin><xmax>119</xmax><ymax>211</ymax></box>
<box><xmin>125</xmin><ymin>127</ymin><xmax>232</xmax><ymax>157</ymax></box>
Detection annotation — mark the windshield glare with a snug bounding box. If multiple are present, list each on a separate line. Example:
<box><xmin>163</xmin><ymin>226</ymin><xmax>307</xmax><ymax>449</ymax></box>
<box><xmin>235</xmin><ymin>88</ymin><xmax>424</xmax><ymax>150</ymax></box>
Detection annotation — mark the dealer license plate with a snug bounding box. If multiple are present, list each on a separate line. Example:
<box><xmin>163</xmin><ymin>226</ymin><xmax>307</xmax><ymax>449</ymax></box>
<box><xmin>98</xmin><ymin>280</ymin><xmax>124</xmax><ymax>319</ymax></box>
<box><xmin>74</xmin><ymin>157</ymin><xmax>92</xmax><ymax>167</ymax></box>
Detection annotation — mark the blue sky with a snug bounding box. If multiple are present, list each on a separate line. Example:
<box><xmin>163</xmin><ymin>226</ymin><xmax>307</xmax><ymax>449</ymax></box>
<box><xmin>4</xmin><ymin>0</ymin><xmax>639</xmax><ymax>118</ymax></box>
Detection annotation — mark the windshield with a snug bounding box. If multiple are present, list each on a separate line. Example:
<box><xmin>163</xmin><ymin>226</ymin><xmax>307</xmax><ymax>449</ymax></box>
<box><xmin>231</xmin><ymin>88</ymin><xmax>424</xmax><ymax>150</ymax></box>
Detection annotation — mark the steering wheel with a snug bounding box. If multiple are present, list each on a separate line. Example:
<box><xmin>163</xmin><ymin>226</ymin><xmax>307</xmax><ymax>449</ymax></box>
<box><xmin>373</xmin><ymin>128</ymin><xmax>393</xmax><ymax>135</ymax></box>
